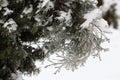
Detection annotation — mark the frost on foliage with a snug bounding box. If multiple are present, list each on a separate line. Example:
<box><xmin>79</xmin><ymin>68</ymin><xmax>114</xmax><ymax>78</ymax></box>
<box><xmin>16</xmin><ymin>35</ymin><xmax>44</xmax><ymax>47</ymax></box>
<box><xmin>45</xmin><ymin>26</ymin><xmax>109</xmax><ymax>74</ymax></box>
<box><xmin>0</xmin><ymin>0</ymin><xmax>8</xmax><ymax>10</ymax></box>
<box><xmin>11</xmin><ymin>71</ymin><xmax>23</xmax><ymax>80</ymax></box>
<box><xmin>3</xmin><ymin>7</ymin><xmax>13</xmax><ymax>16</ymax></box>
<box><xmin>56</xmin><ymin>9</ymin><xmax>72</xmax><ymax>26</ymax></box>
<box><xmin>81</xmin><ymin>9</ymin><xmax>102</xmax><ymax>28</ymax></box>
<box><xmin>81</xmin><ymin>8</ymin><xmax>110</xmax><ymax>32</ymax></box>
<box><xmin>23</xmin><ymin>5</ymin><xmax>33</xmax><ymax>15</ymax></box>
<box><xmin>41</xmin><ymin>0</ymin><xmax>109</xmax><ymax>73</ymax></box>
<box><xmin>0</xmin><ymin>0</ymin><xmax>110</xmax><ymax>76</ymax></box>
<box><xmin>3</xmin><ymin>18</ymin><xmax>17</xmax><ymax>33</ymax></box>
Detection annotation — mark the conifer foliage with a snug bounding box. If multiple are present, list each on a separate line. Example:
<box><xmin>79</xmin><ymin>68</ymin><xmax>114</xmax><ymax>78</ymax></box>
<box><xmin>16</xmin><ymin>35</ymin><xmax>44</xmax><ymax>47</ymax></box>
<box><xmin>97</xmin><ymin>0</ymin><xmax>119</xmax><ymax>29</ymax></box>
<box><xmin>0</xmin><ymin>0</ymin><xmax>109</xmax><ymax>80</ymax></box>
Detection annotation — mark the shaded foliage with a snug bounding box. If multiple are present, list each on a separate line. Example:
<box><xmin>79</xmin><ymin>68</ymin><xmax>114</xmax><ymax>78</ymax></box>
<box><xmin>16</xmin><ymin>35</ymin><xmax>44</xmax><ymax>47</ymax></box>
<box><xmin>97</xmin><ymin>0</ymin><xmax>118</xmax><ymax>29</ymax></box>
<box><xmin>103</xmin><ymin>4</ymin><xmax>118</xmax><ymax>29</ymax></box>
<box><xmin>97</xmin><ymin>0</ymin><xmax>103</xmax><ymax>7</ymax></box>
<box><xmin>0</xmin><ymin>0</ymin><xmax>45</xmax><ymax>80</ymax></box>
<box><xmin>0</xmin><ymin>0</ymin><xmax>110</xmax><ymax>80</ymax></box>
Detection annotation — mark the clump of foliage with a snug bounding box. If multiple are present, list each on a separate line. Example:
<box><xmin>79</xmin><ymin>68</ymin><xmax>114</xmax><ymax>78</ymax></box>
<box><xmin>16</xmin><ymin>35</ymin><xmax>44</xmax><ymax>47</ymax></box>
<box><xmin>97</xmin><ymin>0</ymin><xmax>119</xmax><ymax>29</ymax></box>
<box><xmin>0</xmin><ymin>0</ymin><xmax>109</xmax><ymax>80</ymax></box>
<box><xmin>103</xmin><ymin>3</ymin><xmax>118</xmax><ymax>29</ymax></box>
<box><xmin>97</xmin><ymin>0</ymin><xmax>103</xmax><ymax>7</ymax></box>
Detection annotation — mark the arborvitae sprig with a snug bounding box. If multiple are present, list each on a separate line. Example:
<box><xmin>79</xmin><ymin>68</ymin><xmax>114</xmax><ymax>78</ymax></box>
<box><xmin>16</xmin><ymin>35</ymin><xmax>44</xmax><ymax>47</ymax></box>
<box><xmin>0</xmin><ymin>0</ymin><xmax>109</xmax><ymax>79</ymax></box>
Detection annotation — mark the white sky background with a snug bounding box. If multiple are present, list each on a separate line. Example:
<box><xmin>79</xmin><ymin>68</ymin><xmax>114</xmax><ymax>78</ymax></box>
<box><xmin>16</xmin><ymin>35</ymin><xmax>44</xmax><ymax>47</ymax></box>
<box><xmin>23</xmin><ymin>0</ymin><xmax>120</xmax><ymax>80</ymax></box>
